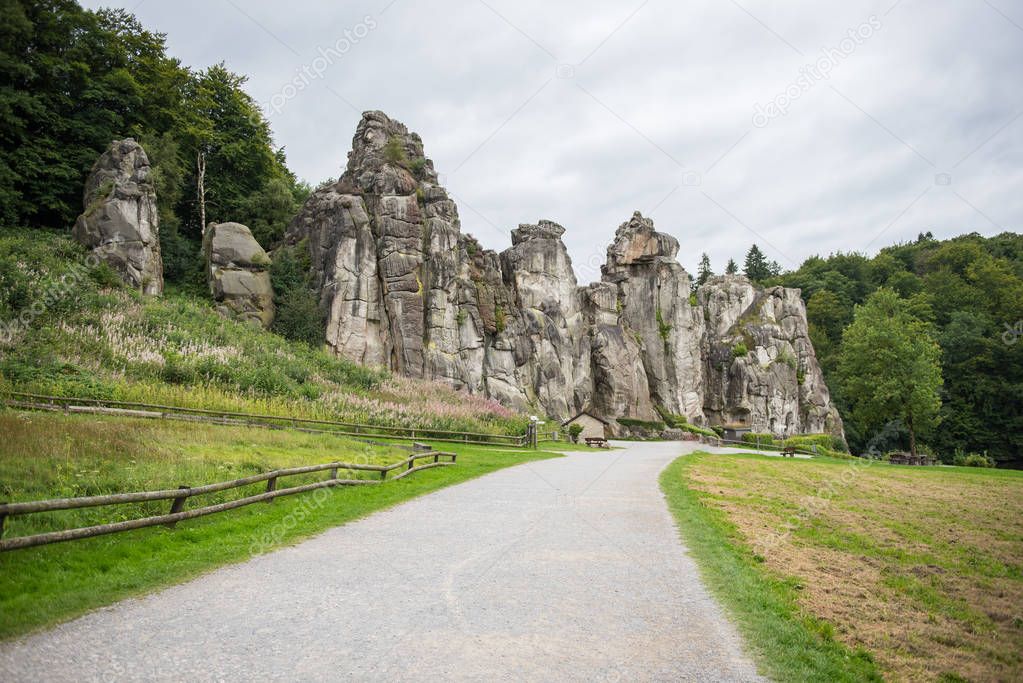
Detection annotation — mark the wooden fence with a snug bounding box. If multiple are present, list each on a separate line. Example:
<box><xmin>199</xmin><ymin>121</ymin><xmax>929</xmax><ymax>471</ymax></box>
<box><xmin>0</xmin><ymin>450</ymin><xmax>456</xmax><ymax>552</ymax></box>
<box><xmin>3</xmin><ymin>391</ymin><xmax>528</xmax><ymax>447</ymax></box>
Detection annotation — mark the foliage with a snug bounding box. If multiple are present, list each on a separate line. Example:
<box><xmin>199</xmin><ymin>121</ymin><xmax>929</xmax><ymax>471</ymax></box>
<box><xmin>775</xmin><ymin>231</ymin><xmax>1023</xmax><ymax>466</ymax></box>
<box><xmin>0</xmin><ymin>1</ymin><xmax>307</xmax><ymax>283</ymax></box>
<box><xmin>383</xmin><ymin>135</ymin><xmax>408</xmax><ymax>166</ymax></box>
<box><xmin>743</xmin><ymin>244</ymin><xmax>780</xmax><ymax>283</ymax></box>
<box><xmin>742</xmin><ymin>432</ymin><xmax>775</xmax><ymax>445</ymax></box>
<box><xmin>568</xmin><ymin>423</ymin><xmax>584</xmax><ymax>443</ymax></box>
<box><xmin>408</xmin><ymin>156</ymin><xmax>428</xmax><ymax>177</ymax></box>
<box><xmin>656</xmin><ymin>309</ymin><xmax>671</xmax><ymax>341</ymax></box>
<box><xmin>953</xmin><ymin>451</ymin><xmax>995</xmax><ymax>468</ymax></box>
<box><xmin>838</xmin><ymin>289</ymin><xmax>943</xmax><ymax>457</ymax></box>
<box><xmin>784</xmin><ymin>433</ymin><xmax>848</xmax><ymax>453</ymax></box>
<box><xmin>725</xmin><ymin>258</ymin><xmax>739</xmax><ymax>275</ymax></box>
<box><xmin>696</xmin><ymin>252</ymin><xmax>713</xmax><ymax>287</ymax></box>
<box><xmin>679</xmin><ymin>423</ymin><xmax>718</xmax><ymax>438</ymax></box>
<box><xmin>616</xmin><ymin>417</ymin><xmax>665</xmax><ymax>431</ymax></box>
<box><xmin>269</xmin><ymin>242</ymin><xmax>325</xmax><ymax>346</ymax></box>
<box><xmin>732</xmin><ymin>342</ymin><xmax>748</xmax><ymax>357</ymax></box>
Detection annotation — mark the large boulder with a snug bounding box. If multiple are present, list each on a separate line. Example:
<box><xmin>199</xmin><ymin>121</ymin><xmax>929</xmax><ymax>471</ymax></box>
<box><xmin>203</xmin><ymin>222</ymin><xmax>275</xmax><ymax>329</ymax></box>
<box><xmin>73</xmin><ymin>139</ymin><xmax>163</xmax><ymax>295</ymax></box>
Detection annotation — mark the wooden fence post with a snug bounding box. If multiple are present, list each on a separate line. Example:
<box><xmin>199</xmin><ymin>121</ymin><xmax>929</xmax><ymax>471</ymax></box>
<box><xmin>165</xmin><ymin>487</ymin><xmax>190</xmax><ymax>528</ymax></box>
<box><xmin>0</xmin><ymin>507</ymin><xmax>7</xmax><ymax>539</ymax></box>
<box><xmin>265</xmin><ymin>476</ymin><xmax>278</xmax><ymax>502</ymax></box>
<box><xmin>330</xmin><ymin>467</ymin><xmax>338</xmax><ymax>480</ymax></box>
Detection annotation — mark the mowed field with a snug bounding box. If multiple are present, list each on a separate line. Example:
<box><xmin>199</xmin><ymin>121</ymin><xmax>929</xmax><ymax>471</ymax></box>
<box><xmin>670</xmin><ymin>452</ymin><xmax>1023</xmax><ymax>682</ymax></box>
<box><xmin>0</xmin><ymin>410</ymin><xmax>562</xmax><ymax>639</ymax></box>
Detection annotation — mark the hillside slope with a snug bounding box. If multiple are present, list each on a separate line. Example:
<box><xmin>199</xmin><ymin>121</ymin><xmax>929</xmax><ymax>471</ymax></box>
<box><xmin>0</xmin><ymin>229</ymin><xmax>525</xmax><ymax>436</ymax></box>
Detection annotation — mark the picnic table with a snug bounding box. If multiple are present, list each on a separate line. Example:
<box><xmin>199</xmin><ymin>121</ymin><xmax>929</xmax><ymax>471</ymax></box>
<box><xmin>888</xmin><ymin>452</ymin><xmax>936</xmax><ymax>466</ymax></box>
<box><xmin>781</xmin><ymin>446</ymin><xmax>796</xmax><ymax>457</ymax></box>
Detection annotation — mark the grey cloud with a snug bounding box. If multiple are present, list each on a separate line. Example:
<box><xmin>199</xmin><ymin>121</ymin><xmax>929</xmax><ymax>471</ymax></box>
<box><xmin>83</xmin><ymin>0</ymin><xmax>1022</xmax><ymax>278</ymax></box>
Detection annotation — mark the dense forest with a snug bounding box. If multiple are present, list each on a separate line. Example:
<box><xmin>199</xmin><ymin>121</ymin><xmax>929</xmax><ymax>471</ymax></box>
<box><xmin>2</xmin><ymin>1</ymin><xmax>1021</xmax><ymax>466</ymax></box>
<box><xmin>762</xmin><ymin>233</ymin><xmax>1023</xmax><ymax>467</ymax></box>
<box><xmin>0</xmin><ymin>0</ymin><xmax>309</xmax><ymax>288</ymax></box>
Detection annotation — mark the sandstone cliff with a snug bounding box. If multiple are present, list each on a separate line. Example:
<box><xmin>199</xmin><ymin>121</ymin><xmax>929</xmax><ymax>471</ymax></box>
<box><xmin>286</xmin><ymin>111</ymin><xmax>843</xmax><ymax>437</ymax></box>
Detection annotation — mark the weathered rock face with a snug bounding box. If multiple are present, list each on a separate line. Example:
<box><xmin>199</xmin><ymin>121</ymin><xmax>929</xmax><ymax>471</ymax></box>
<box><xmin>73</xmin><ymin>139</ymin><xmax>163</xmax><ymax>295</ymax></box>
<box><xmin>287</xmin><ymin>111</ymin><xmax>843</xmax><ymax>438</ymax></box>
<box><xmin>602</xmin><ymin>213</ymin><xmax>705</xmax><ymax>422</ymax></box>
<box><xmin>700</xmin><ymin>276</ymin><xmax>843</xmax><ymax>435</ymax></box>
<box><xmin>203</xmin><ymin>222</ymin><xmax>275</xmax><ymax>329</ymax></box>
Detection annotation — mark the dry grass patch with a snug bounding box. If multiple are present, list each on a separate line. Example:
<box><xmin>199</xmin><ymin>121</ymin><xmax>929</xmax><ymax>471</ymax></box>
<box><xmin>686</xmin><ymin>453</ymin><xmax>1023</xmax><ymax>682</ymax></box>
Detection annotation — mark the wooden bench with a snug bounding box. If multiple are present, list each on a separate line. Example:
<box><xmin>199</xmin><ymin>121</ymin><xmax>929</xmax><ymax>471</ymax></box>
<box><xmin>585</xmin><ymin>437</ymin><xmax>610</xmax><ymax>449</ymax></box>
<box><xmin>781</xmin><ymin>446</ymin><xmax>796</xmax><ymax>457</ymax></box>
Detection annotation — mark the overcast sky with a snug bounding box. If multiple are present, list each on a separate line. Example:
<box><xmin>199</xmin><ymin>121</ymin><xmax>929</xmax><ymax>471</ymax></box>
<box><xmin>84</xmin><ymin>0</ymin><xmax>1023</xmax><ymax>280</ymax></box>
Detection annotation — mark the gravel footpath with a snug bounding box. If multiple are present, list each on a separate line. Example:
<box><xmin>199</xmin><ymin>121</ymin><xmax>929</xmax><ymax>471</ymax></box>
<box><xmin>0</xmin><ymin>441</ymin><xmax>764</xmax><ymax>682</ymax></box>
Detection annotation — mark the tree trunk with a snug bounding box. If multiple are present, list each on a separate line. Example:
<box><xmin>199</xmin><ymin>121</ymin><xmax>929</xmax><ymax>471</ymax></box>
<box><xmin>906</xmin><ymin>411</ymin><xmax>917</xmax><ymax>457</ymax></box>
<box><xmin>197</xmin><ymin>150</ymin><xmax>207</xmax><ymax>235</ymax></box>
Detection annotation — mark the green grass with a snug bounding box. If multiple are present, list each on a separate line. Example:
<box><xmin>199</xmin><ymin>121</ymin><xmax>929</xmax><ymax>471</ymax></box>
<box><xmin>0</xmin><ymin>411</ymin><xmax>563</xmax><ymax>640</ymax></box>
<box><xmin>0</xmin><ymin>228</ymin><xmax>527</xmax><ymax>436</ymax></box>
<box><xmin>660</xmin><ymin>452</ymin><xmax>883</xmax><ymax>682</ymax></box>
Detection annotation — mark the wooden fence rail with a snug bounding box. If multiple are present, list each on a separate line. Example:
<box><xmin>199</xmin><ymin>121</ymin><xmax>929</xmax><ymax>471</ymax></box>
<box><xmin>3</xmin><ymin>391</ymin><xmax>528</xmax><ymax>447</ymax></box>
<box><xmin>0</xmin><ymin>451</ymin><xmax>456</xmax><ymax>552</ymax></box>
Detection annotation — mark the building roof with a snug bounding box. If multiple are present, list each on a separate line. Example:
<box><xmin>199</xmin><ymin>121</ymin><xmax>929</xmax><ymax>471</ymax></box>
<box><xmin>561</xmin><ymin>411</ymin><xmax>610</xmax><ymax>426</ymax></box>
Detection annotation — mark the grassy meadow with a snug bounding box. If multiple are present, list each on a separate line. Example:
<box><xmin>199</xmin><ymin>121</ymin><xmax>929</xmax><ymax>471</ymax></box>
<box><xmin>0</xmin><ymin>410</ymin><xmax>564</xmax><ymax>640</ymax></box>
<box><xmin>661</xmin><ymin>452</ymin><xmax>1023</xmax><ymax>682</ymax></box>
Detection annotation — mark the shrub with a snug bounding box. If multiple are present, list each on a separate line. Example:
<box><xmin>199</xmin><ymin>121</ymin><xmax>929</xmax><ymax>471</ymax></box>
<box><xmin>732</xmin><ymin>342</ymin><xmax>748</xmax><ymax>357</ymax></box>
<box><xmin>656</xmin><ymin>309</ymin><xmax>671</xmax><ymax>342</ymax></box>
<box><xmin>680</xmin><ymin>423</ymin><xmax>718</xmax><ymax>438</ymax></box>
<box><xmin>777</xmin><ymin>349</ymin><xmax>798</xmax><ymax>370</ymax></box>
<box><xmin>383</xmin><ymin>136</ymin><xmax>408</xmax><ymax>166</ymax></box>
<box><xmin>617</xmin><ymin>417</ymin><xmax>666</xmax><ymax>431</ymax></box>
<box><xmin>568</xmin><ymin>423</ymin><xmax>584</xmax><ymax>443</ymax></box>
<box><xmin>655</xmin><ymin>405</ymin><xmax>688</xmax><ymax>428</ymax></box>
<box><xmin>784</xmin><ymin>433</ymin><xmax>846</xmax><ymax>452</ymax></box>
<box><xmin>270</xmin><ymin>243</ymin><xmax>325</xmax><ymax>346</ymax></box>
<box><xmin>273</xmin><ymin>287</ymin><xmax>325</xmax><ymax>347</ymax></box>
<box><xmin>409</xmin><ymin>157</ymin><xmax>428</xmax><ymax>177</ymax></box>
<box><xmin>742</xmin><ymin>432</ymin><xmax>775</xmax><ymax>446</ymax></box>
<box><xmin>953</xmin><ymin>452</ymin><xmax>995</xmax><ymax>468</ymax></box>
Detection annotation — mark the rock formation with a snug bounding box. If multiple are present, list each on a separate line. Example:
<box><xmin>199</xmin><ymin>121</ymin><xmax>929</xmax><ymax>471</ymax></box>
<box><xmin>286</xmin><ymin>111</ymin><xmax>843</xmax><ymax>438</ymax></box>
<box><xmin>73</xmin><ymin>139</ymin><xmax>163</xmax><ymax>295</ymax></box>
<box><xmin>203</xmin><ymin>222</ymin><xmax>275</xmax><ymax>329</ymax></box>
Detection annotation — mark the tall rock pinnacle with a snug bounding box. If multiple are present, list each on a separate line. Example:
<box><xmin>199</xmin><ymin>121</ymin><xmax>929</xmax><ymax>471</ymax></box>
<box><xmin>286</xmin><ymin>112</ymin><xmax>843</xmax><ymax>438</ymax></box>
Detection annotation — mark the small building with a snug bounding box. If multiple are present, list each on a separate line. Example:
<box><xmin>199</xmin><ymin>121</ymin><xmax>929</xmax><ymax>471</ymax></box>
<box><xmin>722</xmin><ymin>423</ymin><xmax>751</xmax><ymax>443</ymax></box>
<box><xmin>561</xmin><ymin>412</ymin><xmax>609</xmax><ymax>441</ymax></box>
